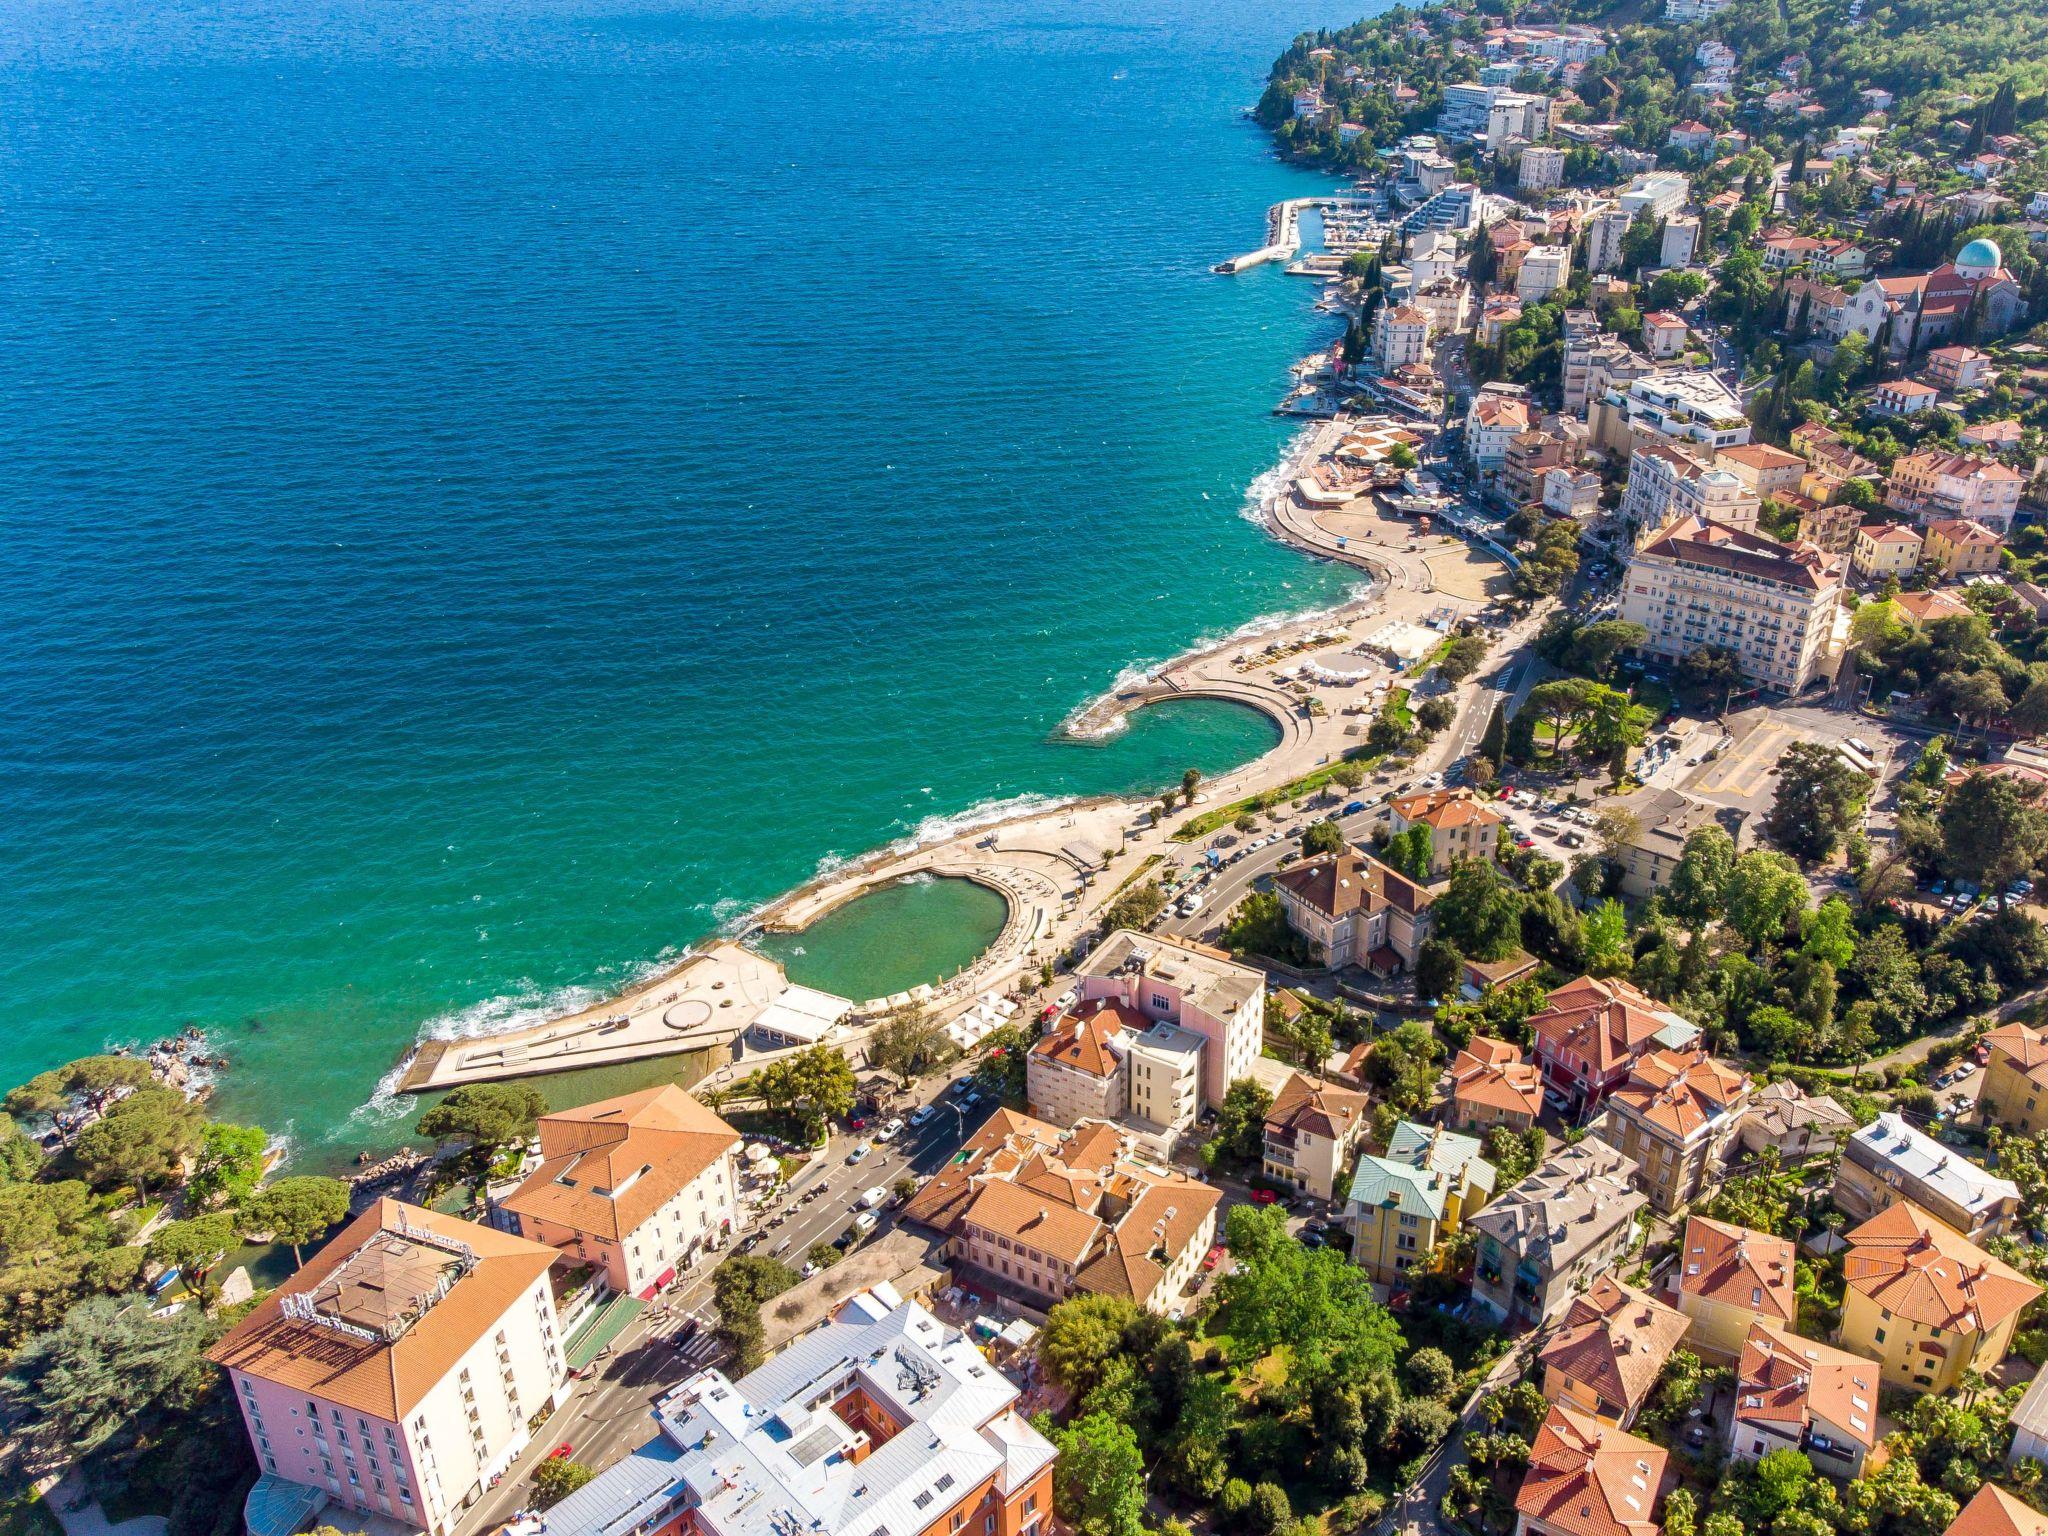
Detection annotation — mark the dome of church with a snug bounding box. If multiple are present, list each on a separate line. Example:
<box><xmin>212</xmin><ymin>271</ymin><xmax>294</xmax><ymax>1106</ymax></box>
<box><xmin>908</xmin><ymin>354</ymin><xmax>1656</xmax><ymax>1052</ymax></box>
<box><xmin>1956</xmin><ymin>237</ymin><xmax>2002</xmax><ymax>277</ymax></box>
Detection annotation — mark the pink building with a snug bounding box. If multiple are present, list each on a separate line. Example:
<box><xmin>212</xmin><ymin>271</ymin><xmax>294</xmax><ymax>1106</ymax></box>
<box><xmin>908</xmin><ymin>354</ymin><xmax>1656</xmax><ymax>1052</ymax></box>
<box><xmin>209</xmin><ymin>1200</ymin><xmax>568</xmax><ymax>1536</ymax></box>
<box><xmin>496</xmin><ymin>1084</ymin><xmax>741</xmax><ymax>1299</ymax></box>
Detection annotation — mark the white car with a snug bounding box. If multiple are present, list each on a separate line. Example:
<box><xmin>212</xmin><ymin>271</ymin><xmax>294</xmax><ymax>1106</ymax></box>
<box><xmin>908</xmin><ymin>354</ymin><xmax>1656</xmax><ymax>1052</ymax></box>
<box><xmin>846</xmin><ymin>1141</ymin><xmax>872</xmax><ymax>1165</ymax></box>
<box><xmin>908</xmin><ymin>1105</ymin><xmax>937</xmax><ymax>1129</ymax></box>
<box><xmin>1180</xmin><ymin>894</ymin><xmax>1205</xmax><ymax>917</ymax></box>
<box><xmin>876</xmin><ymin>1116</ymin><xmax>905</xmax><ymax>1142</ymax></box>
<box><xmin>850</xmin><ymin>1210</ymin><xmax>880</xmax><ymax>1238</ymax></box>
<box><xmin>858</xmin><ymin>1185</ymin><xmax>890</xmax><ymax>1210</ymax></box>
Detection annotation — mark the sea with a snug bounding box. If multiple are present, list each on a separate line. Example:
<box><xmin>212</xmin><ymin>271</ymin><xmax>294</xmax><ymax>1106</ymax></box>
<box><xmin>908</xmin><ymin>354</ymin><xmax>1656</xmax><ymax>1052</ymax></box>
<box><xmin>0</xmin><ymin>0</ymin><xmax>1380</xmax><ymax>1167</ymax></box>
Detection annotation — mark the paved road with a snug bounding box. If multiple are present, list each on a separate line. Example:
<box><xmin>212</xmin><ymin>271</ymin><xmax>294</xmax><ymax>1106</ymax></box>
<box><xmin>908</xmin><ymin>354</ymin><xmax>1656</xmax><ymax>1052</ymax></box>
<box><xmin>457</xmin><ymin>1084</ymin><xmax>998</xmax><ymax>1536</ymax></box>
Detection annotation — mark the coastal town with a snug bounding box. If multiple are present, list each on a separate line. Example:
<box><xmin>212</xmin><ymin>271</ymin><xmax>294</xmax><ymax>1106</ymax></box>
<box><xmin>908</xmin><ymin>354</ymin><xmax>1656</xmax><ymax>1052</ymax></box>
<box><xmin>29</xmin><ymin>14</ymin><xmax>2048</xmax><ymax>1536</ymax></box>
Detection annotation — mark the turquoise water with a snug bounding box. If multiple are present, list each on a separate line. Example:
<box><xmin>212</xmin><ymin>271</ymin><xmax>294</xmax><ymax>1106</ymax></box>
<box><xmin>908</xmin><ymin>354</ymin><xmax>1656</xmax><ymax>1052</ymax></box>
<box><xmin>756</xmin><ymin>877</ymin><xmax>1012</xmax><ymax>1001</ymax></box>
<box><xmin>0</xmin><ymin>0</ymin><xmax>1372</xmax><ymax>1166</ymax></box>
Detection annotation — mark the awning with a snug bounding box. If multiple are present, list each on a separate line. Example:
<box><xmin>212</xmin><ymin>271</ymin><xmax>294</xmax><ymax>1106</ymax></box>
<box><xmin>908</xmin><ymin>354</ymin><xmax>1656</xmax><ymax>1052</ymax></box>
<box><xmin>244</xmin><ymin>1475</ymin><xmax>328</xmax><ymax>1536</ymax></box>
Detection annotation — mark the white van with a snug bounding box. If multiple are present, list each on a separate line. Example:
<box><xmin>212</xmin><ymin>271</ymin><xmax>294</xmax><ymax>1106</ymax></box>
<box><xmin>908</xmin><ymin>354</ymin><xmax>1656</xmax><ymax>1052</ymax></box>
<box><xmin>858</xmin><ymin>1185</ymin><xmax>890</xmax><ymax>1210</ymax></box>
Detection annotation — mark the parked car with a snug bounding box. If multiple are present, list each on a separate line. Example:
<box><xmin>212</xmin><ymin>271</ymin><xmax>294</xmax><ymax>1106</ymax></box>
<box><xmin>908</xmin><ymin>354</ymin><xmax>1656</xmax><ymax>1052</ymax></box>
<box><xmin>877</xmin><ymin>1116</ymin><xmax>905</xmax><ymax>1142</ymax></box>
<box><xmin>909</xmin><ymin>1105</ymin><xmax>936</xmax><ymax>1128</ymax></box>
<box><xmin>850</xmin><ymin>1210</ymin><xmax>880</xmax><ymax>1239</ymax></box>
<box><xmin>846</xmin><ymin>1142</ymin><xmax>872</xmax><ymax>1165</ymax></box>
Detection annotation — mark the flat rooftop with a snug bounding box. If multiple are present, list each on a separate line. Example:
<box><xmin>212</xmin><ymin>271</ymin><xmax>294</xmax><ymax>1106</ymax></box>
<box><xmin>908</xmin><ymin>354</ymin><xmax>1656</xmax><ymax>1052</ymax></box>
<box><xmin>307</xmin><ymin>1230</ymin><xmax>467</xmax><ymax>1339</ymax></box>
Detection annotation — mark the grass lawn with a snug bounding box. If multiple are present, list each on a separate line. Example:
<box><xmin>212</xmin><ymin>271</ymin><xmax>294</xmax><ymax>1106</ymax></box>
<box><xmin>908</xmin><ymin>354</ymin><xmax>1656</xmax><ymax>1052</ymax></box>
<box><xmin>1173</xmin><ymin>751</ymin><xmax>1384</xmax><ymax>841</ymax></box>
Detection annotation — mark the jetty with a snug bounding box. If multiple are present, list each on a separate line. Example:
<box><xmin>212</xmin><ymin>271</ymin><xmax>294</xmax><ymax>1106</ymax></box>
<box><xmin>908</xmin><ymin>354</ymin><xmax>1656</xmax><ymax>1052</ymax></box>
<box><xmin>1215</xmin><ymin>195</ymin><xmax>1383</xmax><ymax>275</ymax></box>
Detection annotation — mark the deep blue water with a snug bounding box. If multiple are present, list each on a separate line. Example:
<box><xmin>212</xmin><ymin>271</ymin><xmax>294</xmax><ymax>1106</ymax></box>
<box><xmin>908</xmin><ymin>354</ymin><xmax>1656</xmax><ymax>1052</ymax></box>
<box><xmin>0</xmin><ymin>0</ymin><xmax>1370</xmax><ymax>1160</ymax></box>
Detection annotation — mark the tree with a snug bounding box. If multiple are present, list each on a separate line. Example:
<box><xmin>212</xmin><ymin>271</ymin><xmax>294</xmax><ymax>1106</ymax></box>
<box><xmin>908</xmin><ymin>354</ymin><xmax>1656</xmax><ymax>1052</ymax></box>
<box><xmin>1207</xmin><ymin>1077</ymin><xmax>1274</xmax><ymax>1168</ymax></box>
<box><xmin>3</xmin><ymin>1056</ymin><xmax>154</xmax><ymax>1118</ymax></box>
<box><xmin>533</xmin><ymin>1459</ymin><xmax>597</xmax><ymax>1509</ymax></box>
<box><xmin>1594</xmin><ymin>806</ymin><xmax>1643</xmax><ymax>865</ymax></box>
<box><xmin>1583</xmin><ymin>900</ymin><xmax>1630</xmax><ymax>976</ymax></box>
<box><xmin>70</xmin><ymin>1086</ymin><xmax>203</xmax><ymax>1194</ymax></box>
<box><xmin>1667</xmin><ymin>825</ymin><xmax>1736</xmax><ymax>924</ymax></box>
<box><xmin>870</xmin><ymin>1004</ymin><xmax>954</xmax><ymax>1084</ymax></box>
<box><xmin>186</xmin><ymin>1122</ymin><xmax>269</xmax><ymax>1211</ymax></box>
<box><xmin>1216</xmin><ymin>1203</ymin><xmax>1401</xmax><ymax>1390</ymax></box>
<box><xmin>1765</xmin><ymin>741</ymin><xmax>1871</xmax><ymax>862</ymax></box>
<box><xmin>749</xmin><ymin>1044</ymin><xmax>857</xmax><ymax>1140</ymax></box>
<box><xmin>1182</xmin><ymin>768</ymin><xmax>1203</xmax><ymax>806</ymax></box>
<box><xmin>1301</xmin><ymin>819</ymin><xmax>1346</xmax><ymax>857</ymax></box>
<box><xmin>1801</xmin><ymin>897</ymin><xmax>1857</xmax><ymax>970</ymax></box>
<box><xmin>1526</xmin><ymin>677</ymin><xmax>1594</xmax><ymax>750</ymax></box>
<box><xmin>1942</xmin><ymin>771</ymin><xmax>2048</xmax><ymax>903</ymax></box>
<box><xmin>710</xmin><ymin>1254</ymin><xmax>798</xmax><ymax>1373</ymax></box>
<box><xmin>414</xmin><ymin>1082</ymin><xmax>545</xmax><ymax>1157</ymax></box>
<box><xmin>1101</xmin><ymin>879</ymin><xmax>1168</xmax><ymax>933</ymax></box>
<box><xmin>1049</xmin><ymin>1413</ymin><xmax>1147</xmax><ymax>1536</ymax></box>
<box><xmin>0</xmin><ymin>1294</ymin><xmax>216</xmax><ymax>1471</ymax></box>
<box><xmin>1565</xmin><ymin>621</ymin><xmax>1649</xmax><ymax>679</ymax></box>
<box><xmin>241</xmin><ymin>1176</ymin><xmax>351</xmax><ymax>1265</ymax></box>
<box><xmin>1384</xmin><ymin>824</ymin><xmax>1434</xmax><ymax>882</ymax></box>
<box><xmin>1247</xmin><ymin>1484</ymin><xmax>1293</xmax><ymax>1536</ymax></box>
<box><xmin>1405</xmin><ymin>1345</ymin><xmax>1457</xmax><ymax>1401</ymax></box>
<box><xmin>1725</xmin><ymin>850</ymin><xmax>1809</xmax><ymax>951</ymax></box>
<box><xmin>1479</xmin><ymin>704</ymin><xmax>1508</xmax><ymax>766</ymax></box>
<box><xmin>1041</xmin><ymin>1294</ymin><xmax>1140</xmax><ymax>1399</ymax></box>
<box><xmin>1433</xmin><ymin>860</ymin><xmax>1524</xmax><ymax>962</ymax></box>
<box><xmin>146</xmin><ymin>1211</ymin><xmax>240</xmax><ymax>1300</ymax></box>
<box><xmin>1673</xmin><ymin>644</ymin><xmax>1745</xmax><ymax>701</ymax></box>
<box><xmin>1417</xmin><ymin>938</ymin><xmax>1464</xmax><ymax>1001</ymax></box>
<box><xmin>1440</xmin><ymin>633</ymin><xmax>1491</xmax><ymax>683</ymax></box>
<box><xmin>1417</xmin><ymin>697</ymin><xmax>1457</xmax><ymax>735</ymax></box>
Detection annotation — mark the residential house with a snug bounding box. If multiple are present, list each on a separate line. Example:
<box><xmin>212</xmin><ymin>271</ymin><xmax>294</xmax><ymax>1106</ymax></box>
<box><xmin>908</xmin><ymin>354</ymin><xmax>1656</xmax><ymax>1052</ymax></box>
<box><xmin>1924</xmin><ymin>518</ymin><xmax>2003</xmax><ymax>576</ymax></box>
<box><xmin>1662</xmin><ymin>216</ymin><xmax>1701</xmax><ymax>268</ymax></box>
<box><xmin>1833</xmin><ymin>1111</ymin><xmax>2020</xmax><ymax>1241</ymax></box>
<box><xmin>1346</xmin><ymin>1120</ymin><xmax>1495</xmax><ymax>1285</ymax></box>
<box><xmin>1469</xmin><ymin>386</ymin><xmax>1535</xmax><ymax>476</ymax></box>
<box><xmin>535</xmin><ymin>1289</ymin><xmax>1056</xmax><ymax>1536</ymax></box>
<box><xmin>1518</xmin><ymin>244</ymin><xmax>1574</xmax><ymax>301</ymax></box>
<box><xmin>1272</xmin><ymin>845</ymin><xmax>1436</xmax><ymax>975</ymax></box>
<box><xmin>1838</xmin><ymin>1201</ymin><xmax>2042</xmax><ymax>1391</ymax></box>
<box><xmin>1716</xmin><ymin>442</ymin><xmax>1806</xmax><ymax>499</ymax></box>
<box><xmin>900</xmin><ymin>1111</ymin><xmax>1220</xmax><ymax>1316</ymax></box>
<box><xmin>1025</xmin><ymin>999</ymin><xmax>1137</xmax><ymax>1127</ymax></box>
<box><xmin>1513</xmin><ymin>1405</ymin><xmax>1666</xmax><ymax>1536</ymax></box>
<box><xmin>1643</xmin><ymin>311</ymin><xmax>1690</xmax><ymax>360</ymax></box>
<box><xmin>1521</xmin><ymin>144</ymin><xmax>1567</xmax><ymax>192</ymax></box>
<box><xmin>1505</xmin><ymin>430</ymin><xmax>1569</xmax><ymax>506</ymax></box>
<box><xmin>1873</xmin><ymin>379</ymin><xmax>1941</xmax><ymax>417</ymax></box>
<box><xmin>1264</xmin><ymin>1072</ymin><xmax>1373</xmax><ymax>1202</ymax></box>
<box><xmin>1730</xmin><ymin>1322</ymin><xmax>1883</xmax><ymax>1478</ymax></box>
<box><xmin>1737</xmin><ymin>1080</ymin><xmax>1856</xmax><ymax>1163</ymax></box>
<box><xmin>1614</xmin><ymin>792</ymin><xmax>1731</xmax><ymax>902</ymax></box>
<box><xmin>1894</xmin><ymin>588</ymin><xmax>1975</xmax><ymax>627</ymax></box>
<box><xmin>1563</xmin><ymin>334</ymin><xmax>1654</xmax><ymax>415</ymax></box>
<box><xmin>1470</xmin><ymin>1139</ymin><xmax>1647</xmax><ymax>1328</ymax></box>
<box><xmin>1667</xmin><ymin>120</ymin><xmax>1714</xmax><ymax>154</ymax></box>
<box><xmin>1963</xmin><ymin>418</ymin><xmax>2024</xmax><ymax>453</ymax></box>
<box><xmin>1851</xmin><ymin>522</ymin><xmax>1924</xmax><ymax>581</ymax></box>
<box><xmin>1591</xmin><ymin>370</ymin><xmax>1753</xmax><ymax>455</ymax></box>
<box><xmin>496</xmin><ymin>1085</ymin><xmax>741</xmax><ymax>1300</ymax></box>
<box><xmin>1529</xmin><ymin>975</ymin><xmax>1701</xmax><ymax>1119</ymax></box>
<box><xmin>1979</xmin><ymin>1020</ymin><xmax>2048</xmax><ymax>1135</ymax></box>
<box><xmin>1446</xmin><ymin>1036</ymin><xmax>1543</xmax><ymax>1134</ymax></box>
<box><xmin>1388</xmin><ymin>787</ymin><xmax>1505</xmax><ymax>875</ymax></box>
<box><xmin>1538</xmin><ymin>1274</ymin><xmax>1690</xmax><ymax>1426</ymax></box>
<box><xmin>207</xmin><ymin>1200</ymin><xmax>569</xmax><ymax>1536</ymax></box>
<box><xmin>1594</xmin><ymin>1048</ymin><xmax>1751</xmax><ymax>1212</ymax></box>
<box><xmin>1375</xmin><ymin>304</ymin><xmax>1434</xmax><ymax>369</ymax></box>
<box><xmin>1925</xmin><ymin>346</ymin><xmax>1994</xmax><ymax>394</ymax></box>
<box><xmin>1669</xmin><ymin>1213</ymin><xmax>1798</xmax><ymax>1363</ymax></box>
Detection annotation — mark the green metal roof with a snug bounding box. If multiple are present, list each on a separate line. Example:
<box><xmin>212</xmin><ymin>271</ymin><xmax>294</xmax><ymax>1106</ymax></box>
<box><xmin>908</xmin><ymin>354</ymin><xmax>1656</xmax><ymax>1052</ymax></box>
<box><xmin>565</xmin><ymin>1293</ymin><xmax>647</xmax><ymax>1370</ymax></box>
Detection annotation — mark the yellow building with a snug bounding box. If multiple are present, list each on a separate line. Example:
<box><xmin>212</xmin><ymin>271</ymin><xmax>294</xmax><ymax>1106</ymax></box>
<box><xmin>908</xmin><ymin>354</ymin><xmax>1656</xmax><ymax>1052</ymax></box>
<box><xmin>1838</xmin><ymin>1201</ymin><xmax>2042</xmax><ymax>1391</ymax></box>
<box><xmin>1980</xmin><ymin>1021</ymin><xmax>2048</xmax><ymax>1136</ymax></box>
<box><xmin>1669</xmin><ymin>1214</ymin><xmax>1798</xmax><ymax>1363</ymax></box>
<box><xmin>1344</xmin><ymin>1120</ymin><xmax>1495</xmax><ymax>1288</ymax></box>
<box><xmin>1537</xmin><ymin>1273</ymin><xmax>1690</xmax><ymax>1426</ymax></box>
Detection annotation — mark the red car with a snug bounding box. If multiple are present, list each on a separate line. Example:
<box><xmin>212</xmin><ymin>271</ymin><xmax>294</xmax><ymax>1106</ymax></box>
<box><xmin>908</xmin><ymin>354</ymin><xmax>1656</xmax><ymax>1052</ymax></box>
<box><xmin>1203</xmin><ymin>1244</ymin><xmax>1228</xmax><ymax>1271</ymax></box>
<box><xmin>550</xmin><ymin>1445</ymin><xmax>574</xmax><ymax>1459</ymax></box>
<box><xmin>1250</xmin><ymin>1189</ymin><xmax>1278</xmax><ymax>1205</ymax></box>
<box><xmin>848</xmin><ymin>1116</ymin><xmax>867</xmax><ymax>1131</ymax></box>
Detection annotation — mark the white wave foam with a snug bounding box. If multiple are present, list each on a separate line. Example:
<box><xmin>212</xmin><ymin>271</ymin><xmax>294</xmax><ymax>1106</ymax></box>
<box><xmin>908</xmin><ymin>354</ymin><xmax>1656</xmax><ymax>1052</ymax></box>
<box><xmin>1237</xmin><ymin>421</ymin><xmax>1321</xmax><ymax>528</ymax></box>
<box><xmin>894</xmin><ymin>791</ymin><xmax>1076</xmax><ymax>852</ymax></box>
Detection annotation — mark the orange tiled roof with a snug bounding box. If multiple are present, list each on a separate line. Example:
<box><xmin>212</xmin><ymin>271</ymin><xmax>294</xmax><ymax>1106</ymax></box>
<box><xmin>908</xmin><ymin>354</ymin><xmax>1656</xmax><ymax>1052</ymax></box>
<box><xmin>1609</xmin><ymin>1048</ymin><xmax>1749</xmax><ymax>1140</ymax></box>
<box><xmin>1945</xmin><ymin>1484</ymin><xmax>2048</xmax><ymax>1536</ymax></box>
<box><xmin>1530</xmin><ymin>976</ymin><xmax>1686</xmax><ymax>1079</ymax></box>
<box><xmin>1266</xmin><ymin>1072</ymin><xmax>1370</xmax><ymax>1143</ymax></box>
<box><xmin>1539</xmin><ymin>1274</ymin><xmax>1689</xmax><ymax>1419</ymax></box>
<box><xmin>1674</xmin><ymin>1214</ymin><xmax>1797</xmax><ymax>1325</ymax></box>
<box><xmin>1843</xmin><ymin>1201</ymin><xmax>2042</xmax><ymax>1335</ymax></box>
<box><xmin>1450</xmin><ymin>1036</ymin><xmax>1543</xmax><ymax>1118</ymax></box>
<box><xmin>1392</xmin><ymin>787</ymin><xmax>1504</xmax><ymax>831</ymax></box>
<box><xmin>1735</xmin><ymin>1321</ymin><xmax>1880</xmax><ymax>1450</ymax></box>
<box><xmin>207</xmin><ymin>1199</ymin><xmax>558</xmax><ymax>1421</ymax></box>
<box><xmin>1515</xmin><ymin>1404</ymin><xmax>1666</xmax><ymax>1536</ymax></box>
<box><xmin>498</xmin><ymin>1084</ymin><xmax>740</xmax><ymax>1243</ymax></box>
<box><xmin>1030</xmin><ymin>998</ymin><xmax>1144</xmax><ymax>1078</ymax></box>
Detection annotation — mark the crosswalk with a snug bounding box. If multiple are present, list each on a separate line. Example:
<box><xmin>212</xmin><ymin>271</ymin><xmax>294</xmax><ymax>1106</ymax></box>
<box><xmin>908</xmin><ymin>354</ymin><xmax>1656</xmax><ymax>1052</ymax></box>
<box><xmin>643</xmin><ymin>1309</ymin><xmax>724</xmax><ymax>1368</ymax></box>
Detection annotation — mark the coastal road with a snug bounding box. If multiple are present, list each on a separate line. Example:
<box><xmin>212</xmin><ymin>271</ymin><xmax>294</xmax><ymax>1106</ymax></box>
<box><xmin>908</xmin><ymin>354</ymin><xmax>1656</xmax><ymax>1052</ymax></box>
<box><xmin>456</xmin><ymin>1085</ymin><xmax>996</xmax><ymax>1536</ymax></box>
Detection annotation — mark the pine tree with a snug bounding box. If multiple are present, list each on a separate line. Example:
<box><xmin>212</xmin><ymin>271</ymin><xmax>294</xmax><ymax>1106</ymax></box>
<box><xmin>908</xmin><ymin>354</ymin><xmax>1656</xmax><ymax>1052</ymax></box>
<box><xmin>1479</xmin><ymin>704</ymin><xmax>1508</xmax><ymax>765</ymax></box>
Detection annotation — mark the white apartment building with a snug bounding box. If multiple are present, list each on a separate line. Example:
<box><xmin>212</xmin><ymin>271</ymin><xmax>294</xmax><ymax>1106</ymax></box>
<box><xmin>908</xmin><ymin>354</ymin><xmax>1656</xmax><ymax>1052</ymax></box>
<box><xmin>1486</xmin><ymin>92</ymin><xmax>1552</xmax><ymax>147</ymax></box>
<box><xmin>1563</xmin><ymin>333</ymin><xmax>1654</xmax><ymax>414</ymax></box>
<box><xmin>1440</xmin><ymin>82</ymin><xmax>1504</xmax><ymax>137</ymax></box>
<box><xmin>210</xmin><ymin>1201</ymin><xmax>569</xmax><ymax>1536</ymax></box>
<box><xmin>1586</xmin><ymin>204</ymin><xmax>1632</xmax><ymax>273</ymax></box>
<box><xmin>1621</xmin><ymin>172</ymin><xmax>1690</xmax><ymax>221</ymax></box>
<box><xmin>1375</xmin><ymin>304</ymin><xmax>1434</xmax><ymax>369</ymax></box>
<box><xmin>1664</xmin><ymin>0</ymin><xmax>1731</xmax><ymax>21</ymax></box>
<box><xmin>1409</xmin><ymin>229</ymin><xmax>1460</xmax><ymax>286</ymax></box>
<box><xmin>1414</xmin><ymin>279</ymin><xmax>1472</xmax><ymax>337</ymax></box>
<box><xmin>1517</xmin><ymin>243</ymin><xmax>1573</xmax><ymax>301</ymax></box>
<box><xmin>1468</xmin><ymin>384</ymin><xmax>1533</xmax><ymax>474</ymax></box>
<box><xmin>1592</xmin><ymin>370</ymin><xmax>1752</xmax><ymax>455</ymax></box>
<box><xmin>1662</xmin><ymin>216</ymin><xmax>1700</xmax><ymax>267</ymax></box>
<box><xmin>1621</xmin><ymin>444</ymin><xmax>1759</xmax><ymax>546</ymax></box>
<box><xmin>1620</xmin><ymin>515</ymin><xmax>1844</xmax><ymax>693</ymax></box>
<box><xmin>1075</xmin><ymin>929</ymin><xmax>1263</xmax><ymax>1105</ymax></box>
<box><xmin>1520</xmin><ymin>144</ymin><xmax>1566</xmax><ymax>192</ymax></box>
